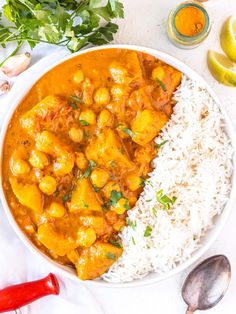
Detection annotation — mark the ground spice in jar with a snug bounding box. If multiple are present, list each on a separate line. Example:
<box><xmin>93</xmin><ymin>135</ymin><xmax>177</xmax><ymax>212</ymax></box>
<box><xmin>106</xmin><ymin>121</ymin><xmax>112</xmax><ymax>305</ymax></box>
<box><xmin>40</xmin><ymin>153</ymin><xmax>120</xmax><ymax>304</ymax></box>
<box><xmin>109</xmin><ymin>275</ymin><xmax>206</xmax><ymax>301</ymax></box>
<box><xmin>175</xmin><ymin>6</ymin><xmax>206</xmax><ymax>36</ymax></box>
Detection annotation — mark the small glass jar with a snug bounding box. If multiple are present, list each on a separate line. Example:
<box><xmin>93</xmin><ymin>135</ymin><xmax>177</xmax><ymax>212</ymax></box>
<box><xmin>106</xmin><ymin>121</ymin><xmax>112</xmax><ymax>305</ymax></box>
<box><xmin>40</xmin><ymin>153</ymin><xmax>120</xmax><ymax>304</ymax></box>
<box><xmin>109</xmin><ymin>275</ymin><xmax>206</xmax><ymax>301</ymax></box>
<box><xmin>167</xmin><ymin>1</ymin><xmax>211</xmax><ymax>49</ymax></box>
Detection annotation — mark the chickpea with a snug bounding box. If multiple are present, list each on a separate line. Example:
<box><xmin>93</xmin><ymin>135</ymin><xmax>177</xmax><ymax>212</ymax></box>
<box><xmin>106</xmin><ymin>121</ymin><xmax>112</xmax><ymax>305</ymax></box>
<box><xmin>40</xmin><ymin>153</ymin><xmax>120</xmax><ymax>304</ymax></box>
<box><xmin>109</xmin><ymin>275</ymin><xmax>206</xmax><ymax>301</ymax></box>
<box><xmin>77</xmin><ymin>226</ymin><xmax>96</xmax><ymax>247</ymax></box>
<box><xmin>97</xmin><ymin>110</ymin><xmax>113</xmax><ymax>128</ymax></box>
<box><xmin>69</xmin><ymin>127</ymin><xmax>83</xmax><ymax>143</ymax></box>
<box><xmin>39</xmin><ymin>176</ymin><xmax>57</xmax><ymax>195</ymax></box>
<box><xmin>79</xmin><ymin>109</ymin><xmax>96</xmax><ymax>126</ymax></box>
<box><xmin>125</xmin><ymin>173</ymin><xmax>143</xmax><ymax>191</ymax></box>
<box><xmin>91</xmin><ymin>168</ymin><xmax>110</xmax><ymax>188</ymax></box>
<box><xmin>29</xmin><ymin>150</ymin><xmax>49</xmax><ymax>169</ymax></box>
<box><xmin>94</xmin><ymin>87</ymin><xmax>110</xmax><ymax>105</ymax></box>
<box><xmin>75</xmin><ymin>152</ymin><xmax>88</xmax><ymax>170</ymax></box>
<box><xmin>111</xmin><ymin>84</ymin><xmax>124</xmax><ymax>100</ymax></box>
<box><xmin>73</xmin><ymin>69</ymin><xmax>84</xmax><ymax>84</ymax></box>
<box><xmin>103</xmin><ymin>181</ymin><xmax>120</xmax><ymax>199</ymax></box>
<box><xmin>112</xmin><ymin>198</ymin><xmax>129</xmax><ymax>215</ymax></box>
<box><xmin>48</xmin><ymin>202</ymin><xmax>66</xmax><ymax>218</ymax></box>
<box><xmin>11</xmin><ymin>159</ymin><xmax>30</xmax><ymax>176</ymax></box>
<box><xmin>152</xmin><ymin>66</ymin><xmax>165</xmax><ymax>81</ymax></box>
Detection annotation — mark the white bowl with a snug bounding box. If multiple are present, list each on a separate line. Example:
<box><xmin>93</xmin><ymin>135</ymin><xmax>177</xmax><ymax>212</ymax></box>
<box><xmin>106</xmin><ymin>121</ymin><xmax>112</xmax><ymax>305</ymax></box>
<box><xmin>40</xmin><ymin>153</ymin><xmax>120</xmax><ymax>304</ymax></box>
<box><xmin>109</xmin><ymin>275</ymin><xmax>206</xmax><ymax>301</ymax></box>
<box><xmin>0</xmin><ymin>45</ymin><xmax>236</xmax><ymax>288</ymax></box>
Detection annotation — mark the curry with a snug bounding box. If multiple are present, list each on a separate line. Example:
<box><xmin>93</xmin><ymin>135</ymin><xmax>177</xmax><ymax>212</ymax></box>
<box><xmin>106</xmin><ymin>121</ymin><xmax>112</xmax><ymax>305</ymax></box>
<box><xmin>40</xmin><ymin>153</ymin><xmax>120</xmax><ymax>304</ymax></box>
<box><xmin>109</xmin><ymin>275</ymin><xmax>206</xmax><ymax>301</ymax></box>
<box><xmin>2</xmin><ymin>49</ymin><xmax>182</xmax><ymax>280</ymax></box>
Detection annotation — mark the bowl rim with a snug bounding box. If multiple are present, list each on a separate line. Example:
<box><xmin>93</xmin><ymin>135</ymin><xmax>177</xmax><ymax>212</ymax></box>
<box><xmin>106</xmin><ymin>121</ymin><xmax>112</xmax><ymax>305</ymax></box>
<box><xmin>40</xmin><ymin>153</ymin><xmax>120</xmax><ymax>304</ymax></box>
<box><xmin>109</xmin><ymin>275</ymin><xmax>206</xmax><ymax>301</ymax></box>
<box><xmin>0</xmin><ymin>44</ymin><xmax>236</xmax><ymax>288</ymax></box>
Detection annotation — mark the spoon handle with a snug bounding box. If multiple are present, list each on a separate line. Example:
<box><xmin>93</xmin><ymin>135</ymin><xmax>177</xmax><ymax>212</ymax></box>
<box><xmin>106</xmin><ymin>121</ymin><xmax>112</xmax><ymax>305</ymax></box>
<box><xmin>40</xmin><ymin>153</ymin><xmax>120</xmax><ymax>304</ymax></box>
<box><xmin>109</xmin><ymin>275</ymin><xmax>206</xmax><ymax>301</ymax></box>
<box><xmin>186</xmin><ymin>307</ymin><xmax>195</xmax><ymax>314</ymax></box>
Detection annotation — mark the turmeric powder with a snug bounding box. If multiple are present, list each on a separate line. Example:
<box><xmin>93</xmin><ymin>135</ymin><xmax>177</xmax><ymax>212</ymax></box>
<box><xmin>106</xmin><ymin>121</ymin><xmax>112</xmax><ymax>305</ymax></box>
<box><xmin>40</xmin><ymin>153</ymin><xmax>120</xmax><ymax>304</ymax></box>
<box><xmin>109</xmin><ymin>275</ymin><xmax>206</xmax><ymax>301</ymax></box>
<box><xmin>175</xmin><ymin>6</ymin><xmax>206</xmax><ymax>37</ymax></box>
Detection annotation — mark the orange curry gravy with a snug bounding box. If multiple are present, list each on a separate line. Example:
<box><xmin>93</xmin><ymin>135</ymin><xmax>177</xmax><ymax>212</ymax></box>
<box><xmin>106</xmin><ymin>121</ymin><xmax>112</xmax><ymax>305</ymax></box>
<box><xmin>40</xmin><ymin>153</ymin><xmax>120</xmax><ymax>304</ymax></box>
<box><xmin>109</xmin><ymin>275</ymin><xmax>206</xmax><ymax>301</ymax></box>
<box><xmin>2</xmin><ymin>49</ymin><xmax>182</xmax><ymax>280</ymax></box>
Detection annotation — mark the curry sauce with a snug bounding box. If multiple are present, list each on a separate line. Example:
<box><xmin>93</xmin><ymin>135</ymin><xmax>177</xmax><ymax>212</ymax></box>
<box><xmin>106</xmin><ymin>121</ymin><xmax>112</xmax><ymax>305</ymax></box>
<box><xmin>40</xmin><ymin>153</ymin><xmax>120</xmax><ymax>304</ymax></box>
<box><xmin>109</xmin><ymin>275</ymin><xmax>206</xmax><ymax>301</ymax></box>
<box><xmin>2</xmin><ymin>49</ymin><xmax>182</xmax><ymax>280</ymax></box>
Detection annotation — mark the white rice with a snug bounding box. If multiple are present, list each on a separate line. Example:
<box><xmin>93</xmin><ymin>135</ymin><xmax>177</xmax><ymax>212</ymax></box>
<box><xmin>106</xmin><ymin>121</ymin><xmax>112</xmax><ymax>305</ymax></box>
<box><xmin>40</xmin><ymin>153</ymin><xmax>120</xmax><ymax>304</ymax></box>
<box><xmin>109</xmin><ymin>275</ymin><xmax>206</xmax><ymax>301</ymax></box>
<box><xmin>102</xmin><ymin>76</ymin><xmax>233</xmax><ymax>283</ymax></box>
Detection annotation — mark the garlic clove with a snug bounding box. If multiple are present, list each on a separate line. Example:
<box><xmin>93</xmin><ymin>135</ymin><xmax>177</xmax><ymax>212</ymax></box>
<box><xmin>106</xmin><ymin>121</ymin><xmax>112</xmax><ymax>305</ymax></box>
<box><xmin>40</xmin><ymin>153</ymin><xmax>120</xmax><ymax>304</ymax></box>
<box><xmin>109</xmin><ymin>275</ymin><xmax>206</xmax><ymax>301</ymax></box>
<box><xmin>1</xmin><ymin>52</ymin><xmax>31</xmax><ymax>77</ymax></box>
<box><xmin>0</xmin><ymin>80</ymin><xmax>10</xmax><ymax>96</ymax></box>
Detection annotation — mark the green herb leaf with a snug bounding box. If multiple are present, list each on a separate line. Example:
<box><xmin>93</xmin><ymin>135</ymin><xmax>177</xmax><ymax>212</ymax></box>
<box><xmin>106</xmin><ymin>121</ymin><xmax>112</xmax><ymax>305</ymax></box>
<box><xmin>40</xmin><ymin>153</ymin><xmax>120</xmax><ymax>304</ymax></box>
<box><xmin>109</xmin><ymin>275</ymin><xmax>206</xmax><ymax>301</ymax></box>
<box><xmin>83</xmin><ymin>160</ymin><xmax>96</xmax><ymax>178</ymax></box>
<box><xmin>68</xmin><ymin>102</ymin><xmax>78</xmax><ymax>110</ymax></box>
<box><xmin>124</xmin><ymin>198</ymin><xmax>130</xmax><ymax>210</ymax></box>
<box><xmin>139</xmin><ymin>176</ymin><xmax>146</xmax><ymax>187</ymax></box>
<box><xmin>109</xmin><ymin>239</ymin><xmax>122</xmax><ymax>248</ymax></box>
<box><xmin>107</xmin><ymin>190</ymin><xmax>122</xmax><ymax>206</ymax></box>
<box><xmin>155</xmin><ymin>140</ymin><xmax>168</xmax><ymax>149</ymax></box>
<box><xmin>102</xmin><ymin>203</ymin><xmax>110</xmax><ymax>212</ymax></box>
<box><xmin>62</xmin><ymin>194</ymin><xmax>71</xmax><ymax>202</ymax></box>
<box><xmin>106</xmin><ymin>252</ymin><xmax>116</xmax><ymax>260</ymax></box>
<box><xmin>131</xmin><ymin>236</ymin><xmax>136</xmax><ymax>245</ymax></box>
<box><xmin>156</xmin><ymin>189</ymin><xmax>177</xmax><ymax>210</ymax></box>
<box><xmin>93</xmin><ymin>185</ymin><xmax>100</xmax><ymax>192</ymax></box>
<box><xmin>79</xmin><ymin>119</ymin><xmax>90</xmax><ymax>126</ymax></box>
<box><xmin>156</xmin><ymin>79</ymin><xmax>167</xmax><ymax>92</ymax></box>
<box><xmin>69</xmin><ymin>95</ymin><xmax>81</xmax><ymax>103</ymax></box>
<box><xmin>122</xmin><ymin>127</ymin><xmax>133</xmax><ymax>137</ymax></box>
<box><xmin>127</xmin><ymin>219</ymin><xmax>137</xmax><ymax>230</ymax></box>
<box><xmin>144</xmin><ymin>226</ymin><xmax>152</xmax><ymax>237</ymax></box>
<box><xmin>0</xmin><ymin>0</ymin><xmax>124</xmax><ymax>65</ymax></box>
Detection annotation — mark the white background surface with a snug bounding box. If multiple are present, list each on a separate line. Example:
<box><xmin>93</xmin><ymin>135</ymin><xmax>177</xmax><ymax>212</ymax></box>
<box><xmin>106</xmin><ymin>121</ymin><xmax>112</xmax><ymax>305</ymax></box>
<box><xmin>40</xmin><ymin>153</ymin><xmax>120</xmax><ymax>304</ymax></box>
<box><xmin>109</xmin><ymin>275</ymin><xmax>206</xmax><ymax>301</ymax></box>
<box><xmin>0</xmin><ymin>0</ymin><xmax>236</xmax><ymax>313</ymax></box>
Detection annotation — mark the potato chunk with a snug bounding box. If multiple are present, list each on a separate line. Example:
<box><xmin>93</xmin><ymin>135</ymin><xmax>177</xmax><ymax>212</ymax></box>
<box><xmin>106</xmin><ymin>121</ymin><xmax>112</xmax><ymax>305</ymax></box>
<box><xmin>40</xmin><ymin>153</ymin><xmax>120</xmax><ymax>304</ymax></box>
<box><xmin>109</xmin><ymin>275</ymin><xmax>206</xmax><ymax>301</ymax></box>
<box><xmin>35</xmin><ymin>130</ymin><xmax>75</xmax><ymax>176</ymax></box>
<box><xmin>131</xmin><ymin>110</ymin><xmax>168</xmax><ymax>146</ymax></box>
<box><xmin>79</xmin><ymin>214</ymin><xmax>108</xmax><ymax>236</ymax></box>
<box><xmin>75</xmin><ymin>242</ymin><xmax>122</xmax><ymax>280</ymax></box>
<box><xmin>70</xmin><ymin>178</ymin><xmax>102</xmax><ymax>213</ymax></box>
<box><xmin>10</xmin><ymin>177</ymin><xmax>43</xmax><ymax>213</ymax></box>
<box><xmin>37</xmin><ymin>223</ymin><xmax>77</xmax><ymax>256</ymax></box>
<box><xmin>20</xmin><ymin>95</ymin><xmax>67</xmax><ymax>136</ymax></box>
<box><xmin>86</xmin><ymin>129</ymin><xmax>134</xmax><ymax>171</ymax></box>
<box><xmin>77</xmin><ymin>226</ymin><xmax>96</xmax><ymax>247</ymax></box>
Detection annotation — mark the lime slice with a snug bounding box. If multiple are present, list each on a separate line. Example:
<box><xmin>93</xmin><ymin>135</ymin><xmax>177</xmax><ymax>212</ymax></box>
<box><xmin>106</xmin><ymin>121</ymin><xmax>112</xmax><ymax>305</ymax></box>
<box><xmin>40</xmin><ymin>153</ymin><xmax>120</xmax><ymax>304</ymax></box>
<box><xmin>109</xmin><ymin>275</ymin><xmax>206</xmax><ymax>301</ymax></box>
<box><xmin>220</xmin><ymin>16</ymin><xmax>236</xmax><ymax>62</ymax></box>
<box><xmin>207</xmin><ymin>50</ymin><xmax>236</xmax><ymax>87</ymax></box>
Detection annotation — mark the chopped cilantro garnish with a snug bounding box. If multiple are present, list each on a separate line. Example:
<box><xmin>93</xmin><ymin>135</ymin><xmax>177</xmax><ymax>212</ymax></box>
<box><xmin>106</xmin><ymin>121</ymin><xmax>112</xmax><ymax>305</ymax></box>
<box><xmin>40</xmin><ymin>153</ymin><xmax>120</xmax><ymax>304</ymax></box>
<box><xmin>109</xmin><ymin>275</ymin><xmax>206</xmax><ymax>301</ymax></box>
<box><xmin>62</xmin><ymin>194</ymin><xmax>71</xmax><ymax>203</ymax></box>
<box><xmin>144</xmin><ymin>226</ymin><xmax>152</xmax><ymax>237</ymax></box>
<box><xmin>93</xmin><ymin>185</ymin><xmax>100</xmax><ymax>192</ymax></box>
<box><xmin>152</xmin><ymin>207</ymin><xmax>157</xmax><ymax>217</ymax></box>
<box><xmin>139</xmin><ymin>176</ymin><xmax>146</xmax><ymax>187</ymax></box>
<box><xmin>106</xmin><ymin>252</ymin><xmax>116</xmax><ymax>260</ymax></box>
<box><xmin>156</xmin><ymin>78</ymin><xmax>167</xmax><ymax>92</ymax></box>
<box><xmin>127</xmin><ymin>219</ymin><xmax>137</xmax><ymax>230</ymax></box>
<box><xmin>83</xmin><ymin>160</ymin><xmax>96</xmax><ymax>178</ymax></box>
<box><xmin>109</xmin><ymin>239</ymin><xmax>122</xmax><ymax>248</ymax></box>
<box><xmin>131</xmin><ymin>237</ymin><xmax>136</xmax><ymax>245</ymax></box>
<box><xmin>68</xmin><ymin>102</ymin><xmax>78</xmax><ymax>110</ymax></box>
<box><xmin>69</xmin><ymin>95</ymin><xmax>81</xmax><ymax>103</ymax></box>
<box><xmin>107</xmin><ymin>190</ymin><xmax>122</xmax><ymax>206</ymax></box>
<box><xmin>102</xmin><ymin>204</ymin><xmax>110</xmax><ymax>212</ymax></box>
<box><xmin>122</xmin><ymin>127</ymin><xmax>133</xmax><ymax>137</ymax></box>
<box><xmin>155</xmin><ymin>140</ymin><xmax>168</xmax><ymax>149</ymax></box>
<box><xmin>156</xmin><ymin>189</ymin><xmax>176</xmax><ymax>210</ymax></box>
<box><xmin>124</xmin><ymin>198</ymin><xmax>130</xmax><ymax>210</ymax></box>
<box><xmin>79</xmin><ymin>120</ymin><xmax>89</xmax><ymax>126</ymax></box>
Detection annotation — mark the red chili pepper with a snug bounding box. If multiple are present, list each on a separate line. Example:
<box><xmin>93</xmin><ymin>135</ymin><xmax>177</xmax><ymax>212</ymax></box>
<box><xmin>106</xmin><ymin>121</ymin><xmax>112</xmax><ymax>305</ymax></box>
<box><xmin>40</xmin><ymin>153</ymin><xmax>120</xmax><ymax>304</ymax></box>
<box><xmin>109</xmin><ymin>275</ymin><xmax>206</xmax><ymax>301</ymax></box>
<box><xmin>0</xmin><ymin>273</ymin><xmax>60</xmax><ymax>313</ymax></box>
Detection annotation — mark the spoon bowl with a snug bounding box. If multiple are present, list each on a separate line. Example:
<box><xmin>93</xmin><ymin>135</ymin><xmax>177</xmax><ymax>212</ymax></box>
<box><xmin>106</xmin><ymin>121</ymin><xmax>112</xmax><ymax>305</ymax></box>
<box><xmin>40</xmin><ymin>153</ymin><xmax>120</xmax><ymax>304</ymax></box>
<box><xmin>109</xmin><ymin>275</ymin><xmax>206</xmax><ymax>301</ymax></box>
<box><xmin>182</xmin><ymin>255</ymin><xmax>231</xmax><ymax>313</ymax></box>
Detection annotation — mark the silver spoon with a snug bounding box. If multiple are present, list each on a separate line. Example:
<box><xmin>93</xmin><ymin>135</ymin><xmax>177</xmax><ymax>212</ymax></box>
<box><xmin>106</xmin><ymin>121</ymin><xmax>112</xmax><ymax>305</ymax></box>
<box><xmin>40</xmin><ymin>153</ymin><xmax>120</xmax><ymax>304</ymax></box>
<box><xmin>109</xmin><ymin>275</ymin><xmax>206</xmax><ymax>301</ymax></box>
<box><xmin>182</xmin><ymin>255</ymin><xmax>231</xmax><ymax>314</ymax></box>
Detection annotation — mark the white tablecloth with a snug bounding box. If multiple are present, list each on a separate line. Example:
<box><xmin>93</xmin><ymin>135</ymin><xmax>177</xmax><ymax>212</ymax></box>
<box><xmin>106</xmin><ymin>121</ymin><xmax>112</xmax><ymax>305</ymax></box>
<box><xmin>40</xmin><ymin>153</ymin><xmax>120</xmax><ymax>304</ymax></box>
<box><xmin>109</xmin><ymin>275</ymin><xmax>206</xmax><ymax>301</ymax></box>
<box><xmin>0</xmin><ymin>0</ymin><xmax>236</xmax><ymax>313</ymax></box>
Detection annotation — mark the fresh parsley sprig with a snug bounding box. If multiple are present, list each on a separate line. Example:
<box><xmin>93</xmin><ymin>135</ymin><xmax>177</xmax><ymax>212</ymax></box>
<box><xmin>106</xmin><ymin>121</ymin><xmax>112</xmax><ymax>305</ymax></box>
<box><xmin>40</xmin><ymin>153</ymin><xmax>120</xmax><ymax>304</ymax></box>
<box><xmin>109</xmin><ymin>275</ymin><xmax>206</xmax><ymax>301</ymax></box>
<box><xmin>0</xmin><ymin>0</ymin><xmax>124</xmax><ymax>66</ymax></box>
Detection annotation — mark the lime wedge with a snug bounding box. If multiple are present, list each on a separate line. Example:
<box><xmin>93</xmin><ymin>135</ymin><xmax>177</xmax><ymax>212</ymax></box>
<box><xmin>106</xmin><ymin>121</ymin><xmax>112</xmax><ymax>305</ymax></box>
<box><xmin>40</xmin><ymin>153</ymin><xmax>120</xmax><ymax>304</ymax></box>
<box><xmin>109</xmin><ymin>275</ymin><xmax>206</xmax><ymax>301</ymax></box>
<box><xmin>220</xmin><ymin>16</ymin><xmax>236</xmax><ymax>62</ymax></box>
<box><xmin>207</xmin><ymin>50</ymin><xmax>236</xmax><ymax>87</ymax></box>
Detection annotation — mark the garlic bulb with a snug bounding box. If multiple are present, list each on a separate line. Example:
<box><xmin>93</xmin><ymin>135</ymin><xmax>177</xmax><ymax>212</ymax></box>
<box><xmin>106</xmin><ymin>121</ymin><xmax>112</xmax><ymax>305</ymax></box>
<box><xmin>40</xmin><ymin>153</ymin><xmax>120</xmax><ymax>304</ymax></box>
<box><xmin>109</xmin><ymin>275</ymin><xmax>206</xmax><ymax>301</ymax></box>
<box><xmin>1</xmin><ymin>52</ymin><xmax>31</xmax><ymax>77</ymax></box>
<box><xmin>0</xmin><ymin>80</ymin><xmax>10</xmax><ymax>96</ymax></box>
